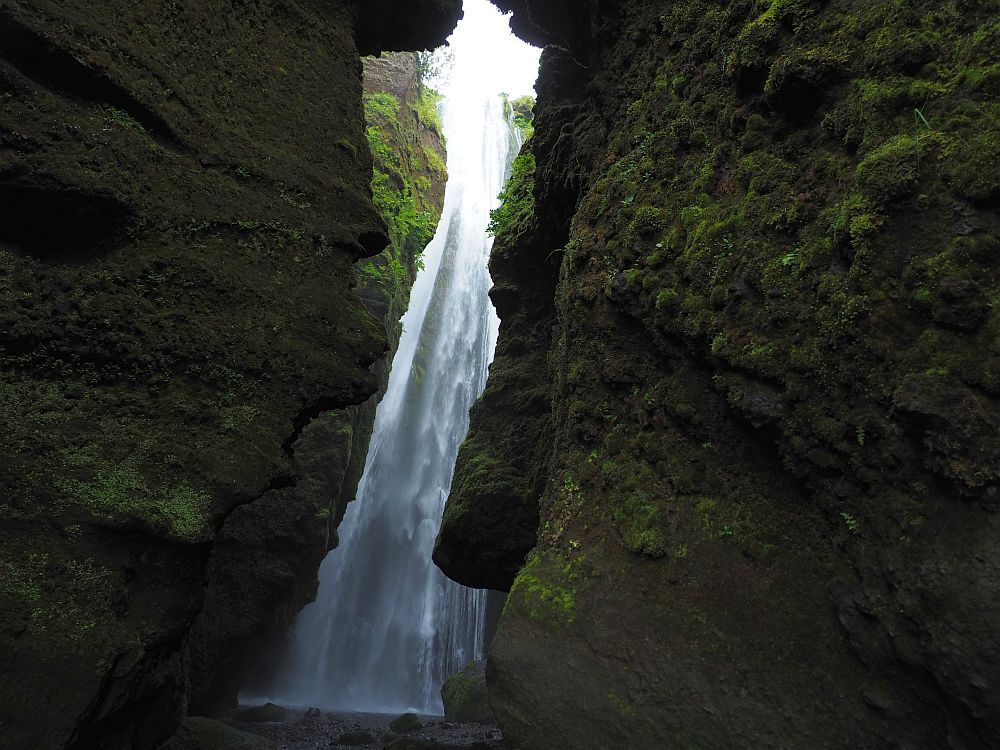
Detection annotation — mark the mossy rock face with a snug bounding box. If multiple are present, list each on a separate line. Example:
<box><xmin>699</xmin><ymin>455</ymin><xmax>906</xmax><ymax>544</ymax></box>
<box><xmin>434</xmin><ymin>139</ymin><xmax>551</xmax><ymax>592</ymax></box>
<box><xmin>458</xmin><ymin>0</ymin><xmax>1000</xmax><ymax>748</ymax></box>
<box><xmin>441</xmin><ymin>661</ymin><xmax>494</xmax><ymax>725</ymax></box>
<box><xmin>0</xmin><ymin>3</ymin><xmax>457</xmax><ymax>749</ymax></box>
<box><xmin>388</xmin><ymin>713</ymin><xmax>422</xmax><ymax>734</ymax></box>
<box><xmin>159</xmin><ymin>717</ymin><xmax>276</xmax><ymax>750</ymax></box>
<box><xmin>187</xmin><ymin>52</ymin><xmax>449</xmax><ymax>717</ymax></box>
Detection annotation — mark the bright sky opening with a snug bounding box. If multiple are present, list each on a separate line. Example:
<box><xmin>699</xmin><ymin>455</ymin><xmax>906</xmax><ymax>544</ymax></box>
<box><xmin>443</xmin><ymin>0</ymin><xmax>542</xmax><ymax>100</ymax></box>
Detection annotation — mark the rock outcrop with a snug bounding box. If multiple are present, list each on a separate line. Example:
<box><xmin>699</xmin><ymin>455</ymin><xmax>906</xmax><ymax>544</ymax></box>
<box><xmin>438</xmin><ymin>1</ymin><xmax>1000</xmax><ymax>748</ymax></box>
<box><xmin>187</xmin><ymin>51</ymin><xmax>449</xmax><ymax>718</ymax></box>
<box><xmin>441</xmin><ymin>660</ymin><xmax>495</xmax><ymax>725</ymax></box>
<box><xmin>0</xmin><ymin>2</ymin><xmax>458</xmax><ymax>748</ymax></box>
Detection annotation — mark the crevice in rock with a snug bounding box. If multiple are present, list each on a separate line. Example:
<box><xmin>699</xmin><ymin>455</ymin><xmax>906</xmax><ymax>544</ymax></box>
<box><xmin>0</xmin><ymin>180</ymin><xmax>134</xmax><ymax>259</ymax></box>
<box><xmin>0</xmin><ymin>10</ymin><xmax>186</xmax><ymax>154</ymax></box>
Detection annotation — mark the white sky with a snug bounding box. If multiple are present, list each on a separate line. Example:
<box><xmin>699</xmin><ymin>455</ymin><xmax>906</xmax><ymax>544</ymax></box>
<box><xmin>443</xmin><ymin>0</ymin><xmax>541</xmax><ymax>99</ymax></box>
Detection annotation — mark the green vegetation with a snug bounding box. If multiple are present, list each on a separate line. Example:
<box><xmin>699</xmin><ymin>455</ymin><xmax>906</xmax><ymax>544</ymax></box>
<box><xmin>508</xmin><ymin>552</ymin><xmax>590</xmax><ymax>626</ymax></box>
<box><xmin>0</xmin><ymin>550</ymin><xmax>115</xmax><ymax>642</ymax></box>
<box><xmin>359</xmin><ymin>86</ymin><xmax>445</xmax><ymax>295</ymax></box>
<box><xmin>504</xmin><ymin>94</ymin><xmax>535</xmax><ymax>138</ymax></box>
<box><xmin>99</xmin><ymin>105</ymin><xmax>144</xmax><ymax>131</ymax></box>
<box><xmin>57</xmin><ymin>462</ymin><xmax>212</xmax><ymax>542</ymax></box>
<box><xmin>840</xmin><ymin>512</ymin><xmax>861</xmax><ymax>534</ymax></box>
<box><xmin>614</xmin><ymin>493</ymin><xmax>669</xmax><ymax>557</ymax></box>
<box><xmin>488</xmin><ymin>147</ymin><xmax>535</xmax><ymax>238</ymax></box>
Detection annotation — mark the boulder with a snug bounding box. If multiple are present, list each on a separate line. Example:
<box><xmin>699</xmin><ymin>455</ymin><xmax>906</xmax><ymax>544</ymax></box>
<box><xmin>338</xmin><ymin>730</ymin><xmax>377</xmax><ymax>746</ymax></box>
<box><xmin>158</xmin><ymin>717</ymin><xmax>275</xmax><ymax>750</ymax></box>
<box><xmin>441</xmin><ymin>661</ymin><xmax>494</xmax><ymax>725</ymax></box>
<box><xmin>234</xmin><ymin>703</ymin><xmax>288</xmax><ymax>724</ymax></box>
<box><xmin>388</xmin><ymin>712</ymin><xmax>423</xmax><ymax>733</ymax></box>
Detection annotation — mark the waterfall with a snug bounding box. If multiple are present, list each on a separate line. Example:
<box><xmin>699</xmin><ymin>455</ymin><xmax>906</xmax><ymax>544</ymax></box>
<box><xmin>242</xmin><ymin>0</ymin><xmax>538</xmax><ymax>715</ymax></box>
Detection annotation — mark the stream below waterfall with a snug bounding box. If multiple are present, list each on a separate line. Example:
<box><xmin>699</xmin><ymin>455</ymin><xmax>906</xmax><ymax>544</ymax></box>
<box><xmin>242</xmin><ymin>0</ymin><xmax>539</xmax><ymax>715</ymax></box>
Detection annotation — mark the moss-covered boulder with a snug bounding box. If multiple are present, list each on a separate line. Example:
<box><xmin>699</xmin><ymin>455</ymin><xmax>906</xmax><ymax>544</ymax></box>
<box><xmin>441</xmin><ymin>661</ymin><xmax>494</xmax><ymax>725</ymax></box>
<box><xmin>388</xmin><ymin>713</ymin><xmax>423</xmax><ymax>734</ymax></box>
<box><xmin>158</xmin><ymin>717</ymin><xmax>275</xmax><ymax>750</ymax></box>
<box><xmin>233</xmin><ymin>704</ymin><xmax>288</xmax><ymax>724</ymax></box>
<box><xmin>438</xmin><ymin>0</ymin><xmax>1000</xmax><ymax>747</ymax></box>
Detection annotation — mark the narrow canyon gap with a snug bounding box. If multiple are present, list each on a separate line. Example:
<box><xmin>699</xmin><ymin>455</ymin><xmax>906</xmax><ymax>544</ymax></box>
<box><xmin>243</xmin><ymin>0</ymin><xmax>540</xmax><ymax>714</ymax></box>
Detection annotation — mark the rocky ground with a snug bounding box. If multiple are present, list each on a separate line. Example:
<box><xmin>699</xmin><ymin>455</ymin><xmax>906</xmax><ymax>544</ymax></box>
<box><xmin>227</xmin><ymin>707</ymin><xmax>506</xmax><ymax>750</ymax></box>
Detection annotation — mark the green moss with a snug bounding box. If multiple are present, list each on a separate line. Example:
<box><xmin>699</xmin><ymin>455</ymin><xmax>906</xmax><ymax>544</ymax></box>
<box><xmin>56</xmin><ymin>462</ymin><xmax>212</xmax><ymax>542</ymax></box>
<box><xmin>441</xmin><ymin>661</ymin><xmax>492</xmax><ymax>724</ymax></box>
<box><xmin>614</xmin><ymin>493</ymin><xmax>669</xmax><ymax>558</ymax></box>
<box><xmin>488</xmin><ymin>146</ymin><xmax>535</xmax><ymax>238</ymax></box>
<box><xmin>0</xmin><ymin>550</ymin><xmax>115</xmax><ymax>643</ymax></box>
<box><xmin>508</xmin><ymin>552</ymin><xmax>588</xmax><ymax>626</ymax></box>
<box><xmin>363</xmin><ymin>92</ymin><xmax>400</xmax><ymax>127</ymax></box>
<box><xmin>99</xmin><ymin>105</ymin><xmax>145</xmax><ymax>132</ymax></box>
<box><xmin>655</xmin><ymin>287</ymin><xmax>679</xmax><ymax>309</ymax></box>
<box><xmin>943</xmin><ymin>125</ymin><xmax>1000</xmax><ymax>202</ymax></box>
<box><xmin>856</xmin><ymin>134</ymin><xmax>923</xmax><ymax>202</ymax></box>
<box><xmin>505</xmin><ymin>94</ymin><xmax>535</xmax><ymax>138</ymax></box>
<box><xmin>414</xmin><ymin>87</ymin><xmax>444</xmax><ymax>137</ymax></box>
<box><xmin>360</xmin><ymin>82</ymin><xmax>447</xmax><ymax>301</ymax></box>
<box><xmin>726</xmin><ymin>0</ymin><xmax>817</xmax><ymax>75</ymax></box>
<box><xmin>829</xmin><ymin>194</ymin><xmax>883</xmax><ymax>248</ymax></box>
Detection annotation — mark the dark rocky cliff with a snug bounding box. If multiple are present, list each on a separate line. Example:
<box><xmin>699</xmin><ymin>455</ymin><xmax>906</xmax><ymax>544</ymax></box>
<box><xmin>438</xmin><ymin>1</ymin><xmax>1000</xmax><ymax>748</ymax></box>
<box><xmin>187</xmin><ymin>51</ymin><xmax>450</xmax><ymax>718</ymax></box>
<box><xmin>0</xmin><ymin>2</ymin><xmax>458</xmax><ymax>749</ymax></box>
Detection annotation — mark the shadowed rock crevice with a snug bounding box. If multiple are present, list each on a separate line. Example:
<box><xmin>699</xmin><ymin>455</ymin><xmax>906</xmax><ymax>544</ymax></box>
<box><xmin>0</xmin><ymin>180</ymin><xmax>133</xmax><ymax>258</ymax></box>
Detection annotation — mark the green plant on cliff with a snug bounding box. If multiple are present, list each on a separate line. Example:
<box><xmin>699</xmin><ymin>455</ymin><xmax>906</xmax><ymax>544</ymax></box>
<box><xmin>502</xmin><ymin>94</ymin><xmax>535</xmax><ymax>138</ymax></box>
<box><xmin>56</xmin><ymin>462</ymin><xmax>211</xmax><ymax>542</ymax></box>
<box><xmin>508</xmin><ymin>552</ymin><xmax>586</xmax><ymax>626</ymax></box>
<box><xmin>98</xmin><ymin>105</ymin><xmax>146</xmax><ymax>133</ymax></box>
<box><xmin>415</xmin><ymin>86</ymin><xmax>445</xmax><ymax>139</ymax></box>
<box><xmin>488</xmin><ymin>147</ymin><xmax>535</xmax><ymax>237</ymax></box>
<box><xmin>361</xmin><ymin>88</ymin><xmax>444</xmax><ymax>296</ymax></box>
<box><xmin>0</xmin><ymin>549</ymin><xmax>115</xmax><ymax>642</ymax></box>
<box><xmin>614</xmin><ymin>493</ymin><xmax>669</xmax><ymax>558</ymax></box>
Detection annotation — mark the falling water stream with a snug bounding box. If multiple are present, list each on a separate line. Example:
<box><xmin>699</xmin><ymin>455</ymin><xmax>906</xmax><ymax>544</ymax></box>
<box><xmin>243</xmin><ymin>1</ymin><xmax>539</xmax><ymax>715</ymax></box>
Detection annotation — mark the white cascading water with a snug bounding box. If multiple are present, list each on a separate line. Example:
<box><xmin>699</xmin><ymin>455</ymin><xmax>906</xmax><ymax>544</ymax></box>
<box><xmin>242</xmin><ymin>0</ymin><xmax>539</xmax><ymax>715</ymax></box>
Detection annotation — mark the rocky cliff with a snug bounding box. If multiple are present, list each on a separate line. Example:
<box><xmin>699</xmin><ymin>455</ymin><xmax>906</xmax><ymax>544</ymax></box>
<box><xmin>438</xmin><ymin>1</ymin><xmax>1000</xmax><ymax>748</ymax></box>
<box><xmin>0</xmin><ymin>2</ymin><xmax>458</xmax><ymax>748</ymax></box>
<box><xmin>187</xmin><ymin>51</ymin><xmax>450</xmax><ymax>718</ymax></box>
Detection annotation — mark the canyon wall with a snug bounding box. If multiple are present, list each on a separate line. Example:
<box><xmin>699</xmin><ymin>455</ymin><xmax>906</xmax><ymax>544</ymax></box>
<box><xmin>438</xmin><ymin>1</ymin><xmax>1000</xmax><ymax>747</ymax></box>
<box><xmin>0</xmin><ymin>2</ymin><xmax>458</xmax><ymax>748</ymax></box>
<box><xmin>187</xmin><ymin>51</ymin><xmax>450</xmax><ymax>717</ymax></box>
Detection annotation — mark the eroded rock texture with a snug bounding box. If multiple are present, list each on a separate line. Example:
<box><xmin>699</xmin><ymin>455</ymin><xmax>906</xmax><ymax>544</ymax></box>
<box><xmin>187</xmin><ymin>51</ymin><xmax>450</xmax><ymax>717</ymax></box>
<box><xmin>438</xmin><ymin>1</ymin><xmax>1000</xmax><ymax>748</ymax></box>
<box><xmin>0</xmin><ymin>2</ymin><xmax>458</xmax><ymax>748</ymax></box>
